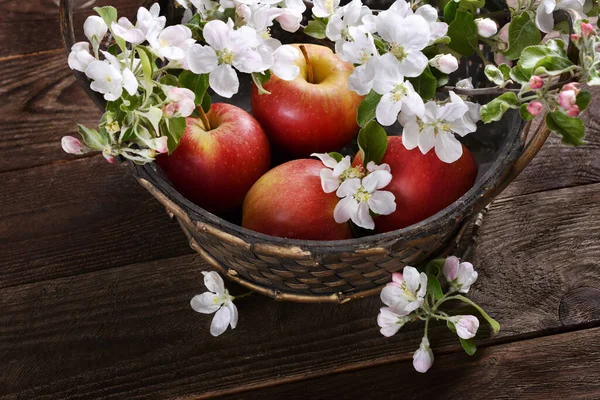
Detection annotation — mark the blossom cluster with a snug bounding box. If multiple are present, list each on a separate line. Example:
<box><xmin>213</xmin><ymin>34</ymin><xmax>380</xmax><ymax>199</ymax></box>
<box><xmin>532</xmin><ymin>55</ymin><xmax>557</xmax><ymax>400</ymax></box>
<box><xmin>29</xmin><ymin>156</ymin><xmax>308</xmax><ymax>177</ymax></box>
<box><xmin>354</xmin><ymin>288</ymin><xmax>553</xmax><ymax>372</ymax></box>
<box><xmin>312</xmin><ymin>153</ymin><xmax>396</xmax><ymax>230</ymax></box>
<box><xmin>378</xmin><ymin>256</ymin><xmax>498</xmax><ymax>373</ymax></box>
<box><xmin>62</xmin><ymin>2</ymin><xmax>301</xmax><ymax>163</ymax></box>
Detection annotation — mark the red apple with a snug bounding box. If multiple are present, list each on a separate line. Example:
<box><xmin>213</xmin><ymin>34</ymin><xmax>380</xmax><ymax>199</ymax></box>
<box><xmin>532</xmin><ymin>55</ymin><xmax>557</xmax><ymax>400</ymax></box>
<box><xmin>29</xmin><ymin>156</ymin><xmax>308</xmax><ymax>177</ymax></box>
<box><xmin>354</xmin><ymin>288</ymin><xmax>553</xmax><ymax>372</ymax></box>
<box><xmin>355</xmin><ymin>136</ymin><xmax>477</xmax><ymax>232</ymax></box>
<box><xmin>250</xmin><ymin>43</ymin><xmax>363</xmax><ymax>157</ymax></box>
<box><xmin>157</xmin><ymin>103</ymin><xmax>270</xmax><ymax>214</ymax></box>
<box><xmin>242</xmin><ymin>159</ymin><xmax>352</xmax><ymax>240</ymax></box>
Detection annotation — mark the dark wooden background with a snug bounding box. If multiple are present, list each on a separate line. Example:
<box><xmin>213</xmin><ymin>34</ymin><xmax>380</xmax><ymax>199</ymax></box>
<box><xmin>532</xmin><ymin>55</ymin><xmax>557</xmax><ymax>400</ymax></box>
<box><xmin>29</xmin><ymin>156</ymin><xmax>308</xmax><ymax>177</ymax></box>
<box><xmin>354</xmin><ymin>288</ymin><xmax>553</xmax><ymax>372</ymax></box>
<box><xmin>1</xmin><ymin>1</ymin><xmax>600</xmax><ymax>398</ymax></box>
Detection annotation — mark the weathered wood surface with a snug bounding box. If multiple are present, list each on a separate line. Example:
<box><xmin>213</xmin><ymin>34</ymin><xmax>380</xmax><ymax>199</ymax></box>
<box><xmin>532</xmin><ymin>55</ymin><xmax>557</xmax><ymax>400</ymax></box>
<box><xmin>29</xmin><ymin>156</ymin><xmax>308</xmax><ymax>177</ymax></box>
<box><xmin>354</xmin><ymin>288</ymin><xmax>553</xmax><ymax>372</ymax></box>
<box><xmin>1</xmin><ymin>183</ymin><xmax>599</xmax><ymax>398</ymax></box>
<box><xmin>1</xmin><ymin>0</ymin><xmax>600</xmax><ymax>398</ymax></box>
<box><xmin>224</xmin><ymin>326</ymin><xmax>600</xmax><ymax>400</ymax></box>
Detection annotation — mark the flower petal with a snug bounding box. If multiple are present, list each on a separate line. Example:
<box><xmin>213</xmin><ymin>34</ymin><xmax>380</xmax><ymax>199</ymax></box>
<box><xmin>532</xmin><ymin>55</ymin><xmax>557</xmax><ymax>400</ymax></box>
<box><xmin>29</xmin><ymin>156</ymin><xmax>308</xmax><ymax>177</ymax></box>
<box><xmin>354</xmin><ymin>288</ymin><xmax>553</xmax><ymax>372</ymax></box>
<box><xmin>272</xmin><ymin>45</ymin><xmax>300</xmax><ymax>81</ymax></box>
<box><xmin>203</xmin><ymin>271</ymin><xmax>225</xmax><ymax>295</ymax></box>
<box><xmin>122</xmin><ymin>68</ymin><xmax>138</xmax><ymax>96</ymax></box>
<box><xmin>336</xmin><ymin>178</ymin><xmax>361</xmax><ymax>197</ymax></box>
<box><xmin>228</xmin><ymin>302</ymin><xmax>239</xmax><ymax>329</ymax></box>
<box><xmin>320</xmin><ymin>169</ymin><xmax>341</xmax><ymax>193</ymax></box>
<box><xmin>398</xmin><ymin>51</ymin><xmax>429</xmax><ymax>78</ymax></box>
<box><xmin>435</xmin><ymin>133</ymin><xmax>463</xmax><ymax>163</ymax></box>
<box><xmin>187</xmin><ymin>44</ymin><xmax>218</xmax><ymax>74</ymax></box>
<box><xmin>362</xmin><ymin>170</ymin><xmax>392</xmax><ymax>192</ymax></box>
<box><xmin>368</xmin><ymin>190</ymin><xmax>396</xmax><ymax>215</ymax></box>
<box><xmin>352</xmin><ymin>201</ymin><xmax>375</xmax><ymax>229</ymax></box>
<box><xmin>333</xmin><ymin>195</ymin><xmax>359</xmax><ymax>224</ymax></box>
<box><xmin>311</xmin><ymin>152</ymin><xmax>339</xmax><ymax>168</ymax></box>
<box><xmin>190</xmin><ymin>292</ymin><xmax>221</xmax><ymax>314</ymax></box>
<box><xmin>443</xmin><ymin>256</ymin><xmax>460</xmax><ymax>281</ymax></box>
<box><xmin>209</xmin><ymin>64</ymin><xmax>239</xmax><ymax>98</ymax></box>
<box><xmin>210</xmin><ymin>305</ymin><xmax>231</xmax><ymax>337</ymax></box>
<box><xmin>418</xmin><ymin>126</ymin><xmax>436</xmax><ymax>154</ymax></box>
<box><xmin>403</xmin><ymin>266</ymin><xmax>421</xmax><ymax>293</ymax></box>
<box><xmin>203</xmin><ymin>19</ymin><xmax>230</xmax><ymax>50</ymax></box>
<box><xmin>376</xmin><ymin>93</ymin><xmax>403</xmax><ymax>126</ymax></box>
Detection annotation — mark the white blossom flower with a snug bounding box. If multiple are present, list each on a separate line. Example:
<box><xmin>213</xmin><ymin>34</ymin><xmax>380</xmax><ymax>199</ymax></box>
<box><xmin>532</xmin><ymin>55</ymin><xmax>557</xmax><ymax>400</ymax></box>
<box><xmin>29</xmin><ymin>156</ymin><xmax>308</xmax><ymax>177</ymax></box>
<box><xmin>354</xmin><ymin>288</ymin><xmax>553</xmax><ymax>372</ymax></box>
<box><xmin>148</xmin><ymin>25</ymin><xmax>194</xmax><ymax>60</ymax></box>
<box><xmin>189</xmin><ymin>0</ymin><xmax>221</xmax><ymax>18</ymax></box>
<box><xmin>443</xmin><ymin>256</ymin><xmax>478</xmax><ymax>293</ymax></box>
<box><xmin>428</xmin><ymin>54</ymin><xmax>459</xmax><ymax>74</ymax></box>
<box><xmin>61</xmin><ymin>136</ymin><xmax>89</xmax><ymax>154</ymax></box>
<box><xmin>190</xmin><ymin>271</ymin><xmax>238</xmax><ymax>337</ymax></box>
<box><xmin>83</xmin><ymin>15</ymin><xmax>108</xmax><ymax>47</ymax></box>
<box><xmin>475</xmin><ymin>17</ymin><xmax>498</xmax><ymax>38</ymax></box>
<box><xmin>312</xmin><ymin>153</ymin><xmax>364</xmax><ymax>193</ymax></box>
<box><xmin>276</xmin><ymin>0</ymin><xmax>306</xmax><ymax>32</ymax></box>
<box><xmin>163</xmin><ymin>87</ymin><xmax>196</xmax><ymax>117</ymax></box>
<box><xmin>372</xmin><ymin>53</ymin><xmax>425</xmax><ymax>126</ymax></box>
<box><xmin>111</xmin><ymin>17</ymin><xmax>146</xmax><ymax>44</ymax></box>
<box><xmin>375</xmin><ymin>12</ymin><xmax>430</xmax><ymax>77</ymax></box>
<box><xmin>377</xmin><ymin>307</ymin><xmax>412</xmax><ymax>337</ymax></box>
<box><xmin>271</xmin><ymin>45</ymin><xmax>301</xmax><ymax>80</ymax></box>
<box><xmin>326</xmin><ymin>0</ymin><xmax>373</xmax><ymax>52</ymax></box>
<box><xmin>451</xmin><ymin>315</ymin><xmax>480</xmax><ymax>339</ymax></box>
<box><xmin>399</xmin><ymin>92</ymin><xmax>477</xmax><ymax>163</ymax></box>
<box><xmin>536</xmin><ymin>0</ymin><xmax>584</xmax><ymax>33</ymax></box>
<box><xmin>237</xmin><ymin>2</ymin><xmax>283</xmax><ymax>50</ymax></box>
<box><xmin>313</xmin><ymin>0</ymin><xmax>340</xmax><ymax>18</ymax></box>
<box><xmin>344</xmin><ymin>26</ymin><xmax>379</xmax><ymax>95</ymax></box>
<box><xmin>334</xmin><ymin>170</ymin><xmax>396</xmax><ymax>229</ymax></box>
<box><xmin>415</xmin><ymin>4</ymin><xmax>448</xmax><ymax>44</ymax></box>
<box><xmin>68</xmin><ymin>42</ymin><xmax>95</xmax><ymax>72</ymax></box>
<box><xmin>413</xmin><ymin>337</ymin><xmax>434</xmax><ymax>373</ymax></box>
<box><xmin>380</xmin><ymin>267</ymin><xmax>428</xmax><ymax>314</ymax></box>
<box><xmin>110</xmin><ymin>4</ymin><xmax>166</xmax><ymax>45</ymax></box>
<box><xmin>187</xmin><ymin>19</ymin><xmax>267</xmax><ymax>98</ymax></box>
<box><xmin>85</xmin><ymin>51</ymin><xmax>138</xmax><ymax>101</ymax></box>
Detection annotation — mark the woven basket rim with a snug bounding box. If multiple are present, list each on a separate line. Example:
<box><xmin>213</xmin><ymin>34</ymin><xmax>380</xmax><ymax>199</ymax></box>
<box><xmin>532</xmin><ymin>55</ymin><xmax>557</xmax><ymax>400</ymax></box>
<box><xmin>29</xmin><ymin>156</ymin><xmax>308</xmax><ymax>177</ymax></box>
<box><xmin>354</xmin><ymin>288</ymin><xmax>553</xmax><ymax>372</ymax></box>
<box><xmin>134</xmin><ymin>114</ymin><xmax>526</xmax><ymax>250</ymax></box>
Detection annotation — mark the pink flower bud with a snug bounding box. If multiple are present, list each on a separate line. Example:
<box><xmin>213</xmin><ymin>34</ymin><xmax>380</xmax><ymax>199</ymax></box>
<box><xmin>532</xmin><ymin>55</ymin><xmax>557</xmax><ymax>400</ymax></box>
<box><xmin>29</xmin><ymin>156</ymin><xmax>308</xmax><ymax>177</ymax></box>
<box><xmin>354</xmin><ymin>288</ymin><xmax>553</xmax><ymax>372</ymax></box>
<box><xmin>567</xmin><ymin>105</ymin><xmax>580</xmax><ymax>117</ymax></box>
<box><xmin>558</xmin><ymin>90</ymin><xmax>577</xmax><ymax>110</ymax></box>
<box><xmin>453</xmin><ymin>315</ymin><xmax>480</xmax><ymax>339</ymax></box>
<box><xmin>103</xmin><ymin>148</ymin><xmax>115</xmax><ymax>163</ymax></box>
<box><xmin>581</xmin><ymin>22</ymin><xmax>595</xmax><ymax>37</ymax></box>
<box><xmin>529</xmin><ymin>76</ymin><xmax>544</xmax><ymax>89</ymax></box>
<box><xmin>155</xmin><ymin>136</ymin><xmax>169</xmax><ymax>154</ymax></box>
<box><xmin>413</xmin><ymin>337</ymin><xmax>434</xmax><ymax>373</ymax></box>
<box><xmin>61</xmin><ymin>136</ymin><xmax>87</xmax><ymax>154</ymax></box>
<box><xmin>475</xmin><ymin>18</ymin><xmax>498</xmax><ymax>38</ymax></box>
<box><xmin>571</xmin><ymin>33</ymin><xmax>581</xmax><ymax>42</ymax></box>
<box><xmin>429</xmin><ymin>54</ymin><xmax>459</xmax><ymax>74</ymax></box>
<box><xmin>562</xmin><ymin>82</ymin><xmax>580</xmax><ymax>95</ymax></box>
<box><xmin>163</xmin><ymin>102</ymin><xmax>177</xmax><ymax>117</ymax></box>
<box><xmin>527</xmin><ymin>101</ymin><xmax>544</xmax><ymax>116</ymax></box>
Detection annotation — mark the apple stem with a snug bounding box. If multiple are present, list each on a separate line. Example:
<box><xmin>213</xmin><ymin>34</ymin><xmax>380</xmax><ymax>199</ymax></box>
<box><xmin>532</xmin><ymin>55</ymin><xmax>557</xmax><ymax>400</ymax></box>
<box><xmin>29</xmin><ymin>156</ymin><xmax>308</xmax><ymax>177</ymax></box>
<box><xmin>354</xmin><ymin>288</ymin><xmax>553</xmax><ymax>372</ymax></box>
<box><xmin>299</xmin><ymin>45</ymin><xmax>314</xmax><ymax>84</ymax></box>
<box><xmin>198</xmin><ymin>105</ymin><xmax>211</xmax><ymax>131</ymax></box>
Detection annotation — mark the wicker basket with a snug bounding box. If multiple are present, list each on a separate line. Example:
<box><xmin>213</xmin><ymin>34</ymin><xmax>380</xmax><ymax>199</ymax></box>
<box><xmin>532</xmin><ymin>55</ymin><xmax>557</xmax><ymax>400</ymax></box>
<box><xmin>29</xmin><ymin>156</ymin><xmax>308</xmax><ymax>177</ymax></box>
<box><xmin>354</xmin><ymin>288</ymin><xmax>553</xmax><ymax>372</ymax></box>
<box><xmin>60</xmin><ymin>0</ymin><xmax>558</xmax><ymax>303</ymax></box>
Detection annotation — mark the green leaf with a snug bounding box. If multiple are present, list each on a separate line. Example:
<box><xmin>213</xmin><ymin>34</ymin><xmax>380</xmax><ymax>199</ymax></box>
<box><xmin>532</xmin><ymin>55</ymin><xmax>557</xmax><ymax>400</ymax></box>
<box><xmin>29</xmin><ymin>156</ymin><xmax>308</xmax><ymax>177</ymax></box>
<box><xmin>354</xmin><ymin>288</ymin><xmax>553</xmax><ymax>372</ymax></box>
<box><xmin>159</xmin><ymin>74</ymin><xmax>179</xmax><ymax>87</ymax></box>
<box><xmin>137</xmin><ymin>106</ymin><xmax>163</xmax><ymax>135</ymax></box>
<box><xmin>178</xmin><ymin>70</ymin><xmax>209</xmax><ymax>104</ymax></box>
<box><xmin>425</xmin><ymin>258</ymin><xmax>445</xmax><ymax>277</ymax></box>
<box><xmin>374</xmin><ymin>36</ymin><xmax>387</xmax><ymax>55</ymax></box>
<box><xmin>458</xmin><ymin>0</ymin><xmax>485</xmax><ymax>13</ymax></box>
<box><xmin>426</xmin><ymin>273</ymin><xmax>444</xmax><ymax>301</ymax></box>
<box><xmin>452</xmin><ymin>294</ymin><xmax>501</xmax><ymax>333</ymax></box>
<box><xmin>460</xmin><ymin>338</ymin><xmax>477</xmax><ymax>355</ymax></box>
<box><xmin>166</xmin><ymin>117</ymin><xmax>187</xmax><ymax>153</ymax></box>
<box><xmin>328</xmin><ymin>152</ymin><xmax>344</xmax><ymax>162</ymax></box>
<box><xmin>357</xmin><ymin>120</ymin><xmax>388</xmax><ymax>167</ymax></box>
<box><xmin>447</xmin><ymin>320</ymin><xmax>457</xmax><ymax>333</ymax></box>
<box><xmin>503</xmin><ymin>13</ymin><xmax>542</xmax><ymax>60</ymax></box>
<box><xmin>201</xmin><ymin>92</ymin><xmax>211</xmax><ymax>113</ymax></box>
<box><xmin>357</xmin><ymin>90</ymin><xmax>383</xmax><ymax>128</ymax></box>
<box><xmin>576</xmin><ymin>90</ymin><xmax>592</xmax><ymax>111</ymax></box>
<box><xmin>94</xmin><ymin>6</ymin><xmax>117</xmax><ymax>26</ymax></box>
<box><xmin>484</xmin><ymin>65</ymin><xmax>505</xmax><ymax>86</ymax></box>
<box><xmin>251</xmin><ymin>71</ymin><xmax>272</xmax><ymax>95</ymax></box>
<box><xmin>408</xmin><ymin>66</ymin><xmax>437</xmax><ymax>101</ymax></box>
<box><xmin>447</xmin><ymin>10</ymin><xmax>478</xmax><ymax>56</ymax></box>
<box><xmin>304</xmin><ymin>19</ymin><xmax>327</xmax><ymax>39</ymax></box>
<box><xmin>545</xmin><ymin>111</ymin><xmax>585</xmax><ymax>146</ymax></box>
<box><xmin>136</xmin><ymin>46</ymin><xmax>154</xmax><ymax>93</ymax></box>
<box><xmin>480</xmin><ymin>92</ymin><xmax>520</xmax><ymax>123</ymax></box>
<box><xmin>77</xmin><ymin>124</ymin><xmax>108</xmax><ymax>150</ymax></box>
<box><xmin>516</xmin><ymin>40</ymin><xmax>573</xmax><ymax>79</ymax></box>
<box><xmin>509</xmin><ymin>65</ymin><xmax>529</xmax><ymax>85</ymax></box>
<box><xmin>498</xmin><ymin>64</ymin><xmax>511</xmax><ymax>80</ymax></box>
<box><xmin>443</xmin><ymin>0</ymin><xmax>458</xmax><ymax>23</ymax></box>
<box><xmin>519</xmin><ymin>104</ymin><xmax>535</xmax><ymax>121</ymax></box>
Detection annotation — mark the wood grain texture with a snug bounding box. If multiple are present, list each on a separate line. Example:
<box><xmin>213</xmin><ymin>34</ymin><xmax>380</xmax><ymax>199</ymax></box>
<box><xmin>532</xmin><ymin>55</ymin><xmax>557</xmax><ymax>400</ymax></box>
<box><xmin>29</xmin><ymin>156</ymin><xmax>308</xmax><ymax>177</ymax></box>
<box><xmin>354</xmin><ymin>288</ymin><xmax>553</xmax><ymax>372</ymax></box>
<box><xmin>0</xmin><ymin>0</ymin><xmax>139</xmax><ymax>57</ymax></box>
<box><xmin>225</xmin><ymin>326</ymin><xmax>600</xmax><ymax>400</ymax></box>
<box><xmin>0</xmin><ymin>156</ymin><xmax>193</xmax><ymax>289</ymax></box>
<box><xmin>1</xmin><ymin>183</ymin><xmax>599</xmax><ymax>399</ymax></box>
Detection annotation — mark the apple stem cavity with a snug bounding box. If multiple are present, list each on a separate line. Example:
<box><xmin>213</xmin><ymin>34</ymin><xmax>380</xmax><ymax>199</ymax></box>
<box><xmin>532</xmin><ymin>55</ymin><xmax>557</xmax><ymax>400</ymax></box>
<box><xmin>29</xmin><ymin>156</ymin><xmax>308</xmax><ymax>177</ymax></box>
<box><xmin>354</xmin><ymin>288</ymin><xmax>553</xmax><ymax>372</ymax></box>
<box><xmin>299</xmin><ymin>45</ymin><xmax>314</xmax><ymax>84</ymax></box>
<box><xmin>198</xmin><ymin>105</ymin><xmax>212</xmax><ymax>131</ymax></box>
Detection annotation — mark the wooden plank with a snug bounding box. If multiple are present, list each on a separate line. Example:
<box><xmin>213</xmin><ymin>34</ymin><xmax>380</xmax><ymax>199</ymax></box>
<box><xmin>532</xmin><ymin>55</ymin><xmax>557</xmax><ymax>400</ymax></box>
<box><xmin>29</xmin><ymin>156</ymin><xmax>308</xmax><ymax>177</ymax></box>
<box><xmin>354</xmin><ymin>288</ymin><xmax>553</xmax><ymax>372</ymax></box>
<box><xmin>0</xmin><ymin>156</ymin><xmax>193</xmax><ymax>289</ymax></box>
<box><xmin>0</xmin><ymin>0</ymin><xmax>139</xmax><ymax>57</ymax></box>
<box><xmin>0</xmin><ymin>183</ymin><xmax>599</xmax><ymax>399</ymax></box>
<box><xmin>225</xmin><ymin>326</ymin><xmax>600</xmax><ymax>400</ymax></box>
